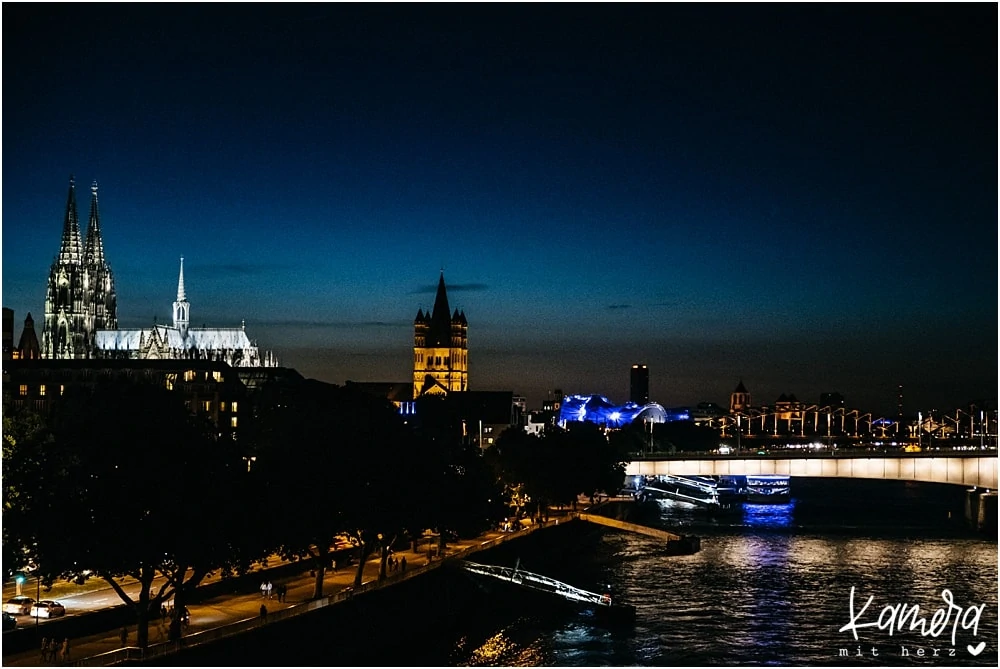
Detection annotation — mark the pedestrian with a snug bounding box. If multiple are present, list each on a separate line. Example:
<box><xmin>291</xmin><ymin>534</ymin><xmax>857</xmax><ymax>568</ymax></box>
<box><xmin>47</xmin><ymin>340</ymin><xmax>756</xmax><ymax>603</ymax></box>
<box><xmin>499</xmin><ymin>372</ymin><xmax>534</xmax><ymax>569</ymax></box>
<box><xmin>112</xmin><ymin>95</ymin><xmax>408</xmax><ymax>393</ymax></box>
<box><xmin>332</xmin><ymin>559</ymin><xmax>338</xmax><ymax>573</ymax></box>
<box><xmin>401</xmin><ymin>556</ymin><xmax>407</xmax><ymax>573</ymax></box>
<box><xmin>265</xmin><ymin>581</ymin><xmax>273</xmax><ymax>599</ymax></box>
<box><xmin>259</xmin><ymin>604</ymin><xmax>267</xmax><ymax>622</ymax></box>
<box><xmin>120</xmin><ymin>625</ymin><xmax>128</xmax><ymax>647</ymax></box>
<box><xmin>40</xmin><ymin>637</ymin><xmax>49</xmax><ymax>663</ymax></box>
<box><xmin>61</xmin><ymin>639</ymin><xmax>70</xmax><ymax>663</ymax></box>
<box><xmin>260</xmin><ymin>580</ymin><xmax>267</xmax><ymax>599</ymax></box>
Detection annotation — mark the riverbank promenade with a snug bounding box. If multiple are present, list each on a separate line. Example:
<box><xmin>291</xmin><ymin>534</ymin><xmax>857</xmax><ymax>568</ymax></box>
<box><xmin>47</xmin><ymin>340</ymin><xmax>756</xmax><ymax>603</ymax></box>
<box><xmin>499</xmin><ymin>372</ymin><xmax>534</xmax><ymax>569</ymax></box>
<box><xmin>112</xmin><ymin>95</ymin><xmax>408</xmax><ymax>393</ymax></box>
<box><xmin>1</xmin><ymin>511</ymin><xmax>587</xmax><ymax>666</ymax></box>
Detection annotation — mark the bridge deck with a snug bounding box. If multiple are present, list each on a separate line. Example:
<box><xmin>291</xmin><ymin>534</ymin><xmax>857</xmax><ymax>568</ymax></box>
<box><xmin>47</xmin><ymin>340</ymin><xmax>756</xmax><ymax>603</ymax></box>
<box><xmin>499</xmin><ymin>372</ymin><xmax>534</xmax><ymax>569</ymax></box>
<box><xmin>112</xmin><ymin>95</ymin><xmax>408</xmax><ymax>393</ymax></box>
<box><xmin>578</xmin><ymin>512</ymin><xmax>681</xmax><ymax>542</ymax></box>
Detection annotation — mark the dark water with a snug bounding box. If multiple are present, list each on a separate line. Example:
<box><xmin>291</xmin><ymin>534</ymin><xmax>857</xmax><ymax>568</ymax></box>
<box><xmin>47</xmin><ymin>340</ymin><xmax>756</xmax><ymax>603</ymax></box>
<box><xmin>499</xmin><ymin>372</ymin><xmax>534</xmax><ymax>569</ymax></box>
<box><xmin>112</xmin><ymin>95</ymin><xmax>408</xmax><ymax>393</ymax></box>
<box><xmin>177</xmin><ymin>478</ymin><xmax>997</xmax><ymax>666</ymax></box>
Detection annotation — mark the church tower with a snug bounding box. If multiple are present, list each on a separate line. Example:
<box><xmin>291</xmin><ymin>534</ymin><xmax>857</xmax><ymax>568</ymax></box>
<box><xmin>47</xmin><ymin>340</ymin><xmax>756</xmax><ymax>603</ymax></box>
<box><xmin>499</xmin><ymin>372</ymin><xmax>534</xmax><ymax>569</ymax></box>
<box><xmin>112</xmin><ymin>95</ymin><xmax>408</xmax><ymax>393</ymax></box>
<box><xmin>413</xmin><ymin>272</ymin><xmax>468</xmax><ymax>398</ymax></box>
<box><xmin>42</xmin><ymin>178</ymin><xmax>117</xmax><ymax>359</ymax></box>
<box><xmin>83</xmin><ymin>181</ymin><xmax>117</xmax><ymax>333</ymax></box>
<box><xmin>730</xmin><ymin>380</ymin><xmax>751</xmax><ymax>414</ymax></box>
<box><xmin>173</xmin><ymin>257</ymin><xmax>190</xmax><ymax>339</ymax></box>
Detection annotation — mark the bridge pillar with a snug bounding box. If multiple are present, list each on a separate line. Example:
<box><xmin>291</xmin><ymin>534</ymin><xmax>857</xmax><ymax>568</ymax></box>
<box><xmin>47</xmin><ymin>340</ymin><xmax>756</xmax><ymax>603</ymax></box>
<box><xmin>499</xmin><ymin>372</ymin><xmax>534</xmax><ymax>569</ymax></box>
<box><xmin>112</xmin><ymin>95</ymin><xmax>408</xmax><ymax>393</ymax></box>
<box><xmin>964</xmin><ymin>488</ymin><xmax>982</xmax><ymax>526</ymax></box>
<box><xmin>977</xmin><ymin>492</ymin><xmax>997</xmax><ymax>535</ymax></box>
<box><xmin>964</xmin><ymin>488</ymin><xmax>997</xmax><ymax>533</ymax></box>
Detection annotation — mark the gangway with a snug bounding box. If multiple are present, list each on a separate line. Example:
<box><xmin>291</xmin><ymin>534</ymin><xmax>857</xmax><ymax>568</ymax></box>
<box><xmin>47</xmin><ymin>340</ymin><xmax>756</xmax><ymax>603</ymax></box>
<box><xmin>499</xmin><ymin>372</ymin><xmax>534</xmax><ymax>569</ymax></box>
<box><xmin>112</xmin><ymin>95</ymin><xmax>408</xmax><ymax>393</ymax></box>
<box><xmin>458</xmin><ymin>560</ymin><xmax>635</xmax><ymax>621</ymax></box>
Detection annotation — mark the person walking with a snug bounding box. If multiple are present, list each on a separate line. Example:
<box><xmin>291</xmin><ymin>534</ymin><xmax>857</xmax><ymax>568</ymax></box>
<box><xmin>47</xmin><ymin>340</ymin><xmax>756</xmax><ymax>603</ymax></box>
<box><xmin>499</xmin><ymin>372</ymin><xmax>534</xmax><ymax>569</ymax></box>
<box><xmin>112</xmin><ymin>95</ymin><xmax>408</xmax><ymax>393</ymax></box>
<box><xmin>259</xmin><ymin>604</ymin><xmax>267</xmax><ymax>622</ymax></box>
<box><xmin>401</xmin><ymin>556</ymin><xmax>407</xmax><ymax>573</ymax></box>
<box><xmin>60</xmin><ymin>638</ymin><xmax>70</xmax><ymax>663</ymax></box>
<box><xmin>265</xmin><ymin>581</ymin><xmax>273</xmax><ymax>600</ymax></box>
<box><xmin>120</xmin><ymin>626</ymin><xmax>129</xmax><ymax>647</ymax></box>
<box><xmin>260</xmin><ymin>580</ymin><xmax>267</xmax><ymax>599</ymax></box>
<box><xmin>40</xmin><ymin>637</ymin><xmax>49</xmax><ymax>663</ymax></box>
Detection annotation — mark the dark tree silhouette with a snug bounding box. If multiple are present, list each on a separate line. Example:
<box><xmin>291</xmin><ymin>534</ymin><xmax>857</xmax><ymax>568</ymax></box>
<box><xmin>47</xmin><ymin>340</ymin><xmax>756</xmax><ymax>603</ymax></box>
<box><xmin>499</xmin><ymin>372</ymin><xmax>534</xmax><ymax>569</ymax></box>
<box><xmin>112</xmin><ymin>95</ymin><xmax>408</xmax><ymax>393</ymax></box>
<box><xmin>20</xmin><ymin>380</ymin><xmax>250</xmax><ymax>648</ymax></box>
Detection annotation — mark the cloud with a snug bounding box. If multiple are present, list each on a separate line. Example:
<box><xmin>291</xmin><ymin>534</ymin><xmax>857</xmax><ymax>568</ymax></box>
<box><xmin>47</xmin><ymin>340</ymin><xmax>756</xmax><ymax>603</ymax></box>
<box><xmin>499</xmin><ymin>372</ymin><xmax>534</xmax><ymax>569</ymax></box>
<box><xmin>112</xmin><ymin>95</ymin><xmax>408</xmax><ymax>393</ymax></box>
<box><xmin>410</xmin><ymin>282</ymin><xmax>489</xmax><ymax>294</ymax></box>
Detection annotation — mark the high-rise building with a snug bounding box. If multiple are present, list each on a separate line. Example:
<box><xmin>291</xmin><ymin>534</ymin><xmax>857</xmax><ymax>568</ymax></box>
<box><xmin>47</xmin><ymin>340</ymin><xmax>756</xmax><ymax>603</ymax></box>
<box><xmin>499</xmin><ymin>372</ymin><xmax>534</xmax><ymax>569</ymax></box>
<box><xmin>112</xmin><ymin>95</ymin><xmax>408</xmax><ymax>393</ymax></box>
<box><xmin>630</xmin><ymin>364</ymin><xmax>649</xmax><ymax>404</ymax></box>
<box><xmin>413</xmin><ymin>272</ymin><xmax>468</xmax><ymax>398</ymax></box>
<box><xmin>41</xmin><ymin>178</ymin><xmax>118</xmax><ymax>359</ymax></box>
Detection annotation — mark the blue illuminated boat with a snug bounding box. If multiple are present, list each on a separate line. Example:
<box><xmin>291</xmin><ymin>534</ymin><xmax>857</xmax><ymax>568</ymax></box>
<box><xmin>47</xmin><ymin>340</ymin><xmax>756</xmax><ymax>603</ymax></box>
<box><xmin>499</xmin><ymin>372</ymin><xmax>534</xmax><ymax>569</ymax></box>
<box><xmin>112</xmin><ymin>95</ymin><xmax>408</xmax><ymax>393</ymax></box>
<box><xmin>746</xmin><ymin>475</ymin><xmax>791</xmax><ymax>503</ymax></box>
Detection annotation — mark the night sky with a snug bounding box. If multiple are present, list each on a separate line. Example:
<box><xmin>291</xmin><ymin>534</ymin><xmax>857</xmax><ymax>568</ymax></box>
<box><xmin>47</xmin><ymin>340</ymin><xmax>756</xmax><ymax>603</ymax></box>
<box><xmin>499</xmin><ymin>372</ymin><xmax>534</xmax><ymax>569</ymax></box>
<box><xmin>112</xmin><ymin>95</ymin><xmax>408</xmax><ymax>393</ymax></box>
<box><xmin>2</xmin><ymin>4</ymin><xmax>996</xmax><ymax>416</ymax></box>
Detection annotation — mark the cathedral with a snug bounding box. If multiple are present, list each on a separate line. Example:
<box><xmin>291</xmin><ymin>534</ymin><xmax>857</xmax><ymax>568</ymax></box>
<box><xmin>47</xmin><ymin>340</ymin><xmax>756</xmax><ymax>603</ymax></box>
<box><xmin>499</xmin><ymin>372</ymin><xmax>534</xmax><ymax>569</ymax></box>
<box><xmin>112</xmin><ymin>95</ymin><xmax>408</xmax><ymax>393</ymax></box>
<box><xmin>95</xmin><ymin>258</ymin><xmax>278</xmax><ymax>367</ymax></box>
<box><xmin>413</xmin><ymin>272</ymin><xmax>468</xmax><ymax>398</ymax></box>
<box><xmin>39</xmin><ymin>177</ymin><xmax>276</xmax><ymax>367</ymax></box>
<box><xmin>41</xmin><ymin>178</ymin><xmax>118</xmax><ymax>359</ymax></box>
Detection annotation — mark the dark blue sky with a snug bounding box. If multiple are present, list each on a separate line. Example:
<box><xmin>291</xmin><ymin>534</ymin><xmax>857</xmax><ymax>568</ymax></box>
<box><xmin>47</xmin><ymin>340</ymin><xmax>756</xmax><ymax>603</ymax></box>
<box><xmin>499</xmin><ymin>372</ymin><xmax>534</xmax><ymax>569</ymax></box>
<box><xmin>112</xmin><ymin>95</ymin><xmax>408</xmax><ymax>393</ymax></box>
<box><xmin>2</xmin><ymin>4</ymin><xmax>996</xmax><ymax>415</ymax></box>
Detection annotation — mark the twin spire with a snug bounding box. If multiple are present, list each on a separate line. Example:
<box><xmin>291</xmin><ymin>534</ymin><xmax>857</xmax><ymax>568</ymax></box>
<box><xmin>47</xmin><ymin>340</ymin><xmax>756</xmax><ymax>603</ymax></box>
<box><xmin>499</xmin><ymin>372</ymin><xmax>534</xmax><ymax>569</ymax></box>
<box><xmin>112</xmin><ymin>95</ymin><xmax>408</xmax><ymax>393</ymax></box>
<box><xmin>58</xmin><ymin>176</ymin><xmax>105</xmax><ymax>267</ymax></box>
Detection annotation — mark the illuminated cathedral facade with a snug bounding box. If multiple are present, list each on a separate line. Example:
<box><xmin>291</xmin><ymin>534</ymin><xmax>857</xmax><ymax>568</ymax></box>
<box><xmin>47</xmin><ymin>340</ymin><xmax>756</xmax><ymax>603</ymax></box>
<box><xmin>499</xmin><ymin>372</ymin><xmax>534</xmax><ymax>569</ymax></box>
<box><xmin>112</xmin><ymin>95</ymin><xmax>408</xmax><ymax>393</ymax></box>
<box><xmin>413</xmin><ymin>272</ymin><xmax>467</xmax><ymax>398</ymax></box>
<box><xmin>39</xmin><ymin>178</ymin><xmax>276</xmax><ymax>367</ymax></box>
<box><xmin>41</xmin><ymin>178</ymin><xmax>118</xmax><ymax>359</ymax></box>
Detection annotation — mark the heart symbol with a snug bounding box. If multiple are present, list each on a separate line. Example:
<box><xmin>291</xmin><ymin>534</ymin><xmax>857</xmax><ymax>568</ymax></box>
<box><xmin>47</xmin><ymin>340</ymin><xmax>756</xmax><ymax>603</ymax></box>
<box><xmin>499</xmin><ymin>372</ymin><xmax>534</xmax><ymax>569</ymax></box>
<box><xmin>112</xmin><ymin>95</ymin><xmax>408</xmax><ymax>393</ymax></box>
<box><xmin>968</xmin><ymin>642</ymin><xmax>985</xmax><ymax>656</ymax></box>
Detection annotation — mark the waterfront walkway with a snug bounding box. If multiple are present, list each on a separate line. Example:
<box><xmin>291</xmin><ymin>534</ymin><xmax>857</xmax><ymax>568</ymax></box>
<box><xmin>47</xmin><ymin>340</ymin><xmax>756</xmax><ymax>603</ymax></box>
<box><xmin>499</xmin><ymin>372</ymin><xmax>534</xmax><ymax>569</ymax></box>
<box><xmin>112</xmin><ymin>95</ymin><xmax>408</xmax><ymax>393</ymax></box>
<box><xmin>1</xmin><ymin>515</ymin><xmax>578</xmax><ymax>666</ymax></box>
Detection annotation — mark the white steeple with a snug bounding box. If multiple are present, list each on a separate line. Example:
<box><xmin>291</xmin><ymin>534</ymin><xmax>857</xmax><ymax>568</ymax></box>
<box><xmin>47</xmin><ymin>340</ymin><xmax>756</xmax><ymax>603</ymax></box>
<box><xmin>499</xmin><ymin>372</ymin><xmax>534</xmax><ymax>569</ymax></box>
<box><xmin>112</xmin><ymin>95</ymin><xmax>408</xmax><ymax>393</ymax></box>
<box><xmin>173</xmin><ymin>257</ymin><xmax>190</xmax><ymax>339</ymax></box>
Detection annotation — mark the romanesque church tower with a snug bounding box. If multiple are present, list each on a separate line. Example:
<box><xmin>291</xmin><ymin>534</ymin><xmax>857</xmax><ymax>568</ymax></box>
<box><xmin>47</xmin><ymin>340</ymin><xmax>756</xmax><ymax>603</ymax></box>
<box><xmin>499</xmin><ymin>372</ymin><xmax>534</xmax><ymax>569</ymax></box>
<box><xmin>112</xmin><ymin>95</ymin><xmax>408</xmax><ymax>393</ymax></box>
<box><xmin>730</xmin><ymin>380</ymin><xmax>751</xmax><ymax>414</ymax></box>
<box><xmin>41</xmin><ymin>178</ymin><xmax>117</xmax><ymax>359</ymax></box>
<box><xmin>413</xmin><ymin>272</ymin><xmax>468</xmax><ymax>398</ymax></box>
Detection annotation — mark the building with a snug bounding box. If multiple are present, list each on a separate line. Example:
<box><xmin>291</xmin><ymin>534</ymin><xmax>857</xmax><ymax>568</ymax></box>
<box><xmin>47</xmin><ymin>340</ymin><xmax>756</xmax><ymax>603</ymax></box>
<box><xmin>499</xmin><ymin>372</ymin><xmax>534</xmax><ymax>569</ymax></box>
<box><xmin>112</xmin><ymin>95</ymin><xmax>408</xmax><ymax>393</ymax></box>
<box><xmin>94</xmin><ymin>258</ymin><xmax>278</xmax><ymax>368</ymax></box>
<box><xmin>2</xmin><ymin>308</ymin><xmax>13</xmax><ymax>360</ymax></box>
<box><xmin>346</xmin><ymin>381</ymin><xmax>416</xmax><ymax>415</ymax></box>
<box><xmin>559</xmin><ymin>393</ymin><xmax>688</xmax><ymax>428</ymax></box>
<box><xmin>2</xmin><ymin>359</ymin><xmax>248</xmax><ymax>442</ymax></box>
<box><xmin>630</xmin><ymin>364</ymin><xmax>649</xmax><ymax>404</ymax></box>
<box><xmin>412</xmin><ymin>272</ymin><xmax>468</xmax><ymax>398</ymax></box>
<box><xmin>730</xmin><ymin>380</ymin><xmax>751</xmax><ymax>414</ymax></box>
<box><xmin>820</xmin><ymin>392</ymin><xmax>846</xmax><ymax>410</ymax></box>
<box><xmin>416</xmin><ymin>390</ymin><xmax>515</xmax><ymax>448</ymax></box>
<box><xmin>14</xmin><ymin>313</ymin><xmax>41</xmax><ymax>360</ymax></box>
<box><xmin>41</xmin><ymin>178</ymin><xmax>118</xmax><ymax>359</ymax></box>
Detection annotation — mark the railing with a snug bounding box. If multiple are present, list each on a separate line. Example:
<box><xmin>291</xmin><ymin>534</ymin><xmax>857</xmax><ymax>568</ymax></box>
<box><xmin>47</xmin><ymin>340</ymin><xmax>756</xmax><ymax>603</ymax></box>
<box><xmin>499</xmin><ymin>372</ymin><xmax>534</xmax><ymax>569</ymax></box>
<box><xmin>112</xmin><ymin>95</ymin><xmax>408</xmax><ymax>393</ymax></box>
<box><xmin>631</xmin><ymin>447</ymin><xmax>997</xmax><ymax>460</ymax></box>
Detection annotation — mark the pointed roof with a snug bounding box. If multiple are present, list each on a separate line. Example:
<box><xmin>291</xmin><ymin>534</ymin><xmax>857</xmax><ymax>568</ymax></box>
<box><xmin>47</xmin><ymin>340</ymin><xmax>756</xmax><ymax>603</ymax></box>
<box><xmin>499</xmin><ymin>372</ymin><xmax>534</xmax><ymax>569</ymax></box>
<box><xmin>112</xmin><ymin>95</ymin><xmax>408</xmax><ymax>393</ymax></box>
<box><xmin>58</xmin><ymin>176</ymin><xmax>83</xmax><ymax>265</ymax></box>
<box><xmin>176</xmin><ymin>257</ymin><xmax>187</xmax><ymax>302</ymax></box>
<box><xmin>427</xmin><ymin>272</ymin><xmax>453</xmax><ymax>346</ymax></box>
<box><xmin>83</xmin><ymin>181</ymin><xmax>106</xmax><ymax>267</ymax></box>
<box><xmin>734</xmin><ymin>380</ymin><xmax>748</xmax><ymax>394</ymax></box>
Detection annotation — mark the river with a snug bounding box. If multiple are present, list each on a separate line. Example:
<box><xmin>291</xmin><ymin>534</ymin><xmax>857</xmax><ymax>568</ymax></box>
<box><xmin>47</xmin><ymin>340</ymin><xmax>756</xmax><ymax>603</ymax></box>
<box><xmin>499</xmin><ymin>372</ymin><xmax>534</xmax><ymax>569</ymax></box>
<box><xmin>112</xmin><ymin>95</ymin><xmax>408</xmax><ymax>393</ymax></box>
<box><xmin>447</xmin><ymin>478</ymin><xmax>997</xmax><ymax>667</ymax></box>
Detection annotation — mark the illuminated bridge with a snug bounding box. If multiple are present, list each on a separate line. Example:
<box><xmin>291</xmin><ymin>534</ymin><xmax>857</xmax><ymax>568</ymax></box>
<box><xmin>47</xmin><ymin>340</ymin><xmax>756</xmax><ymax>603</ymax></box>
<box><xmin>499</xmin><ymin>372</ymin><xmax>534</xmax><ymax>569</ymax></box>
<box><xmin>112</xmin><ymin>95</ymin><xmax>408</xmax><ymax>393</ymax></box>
<box><xmin>625</xmin><ymin>451</ymin><xmax>998</xmax><ymax>489</ymax></box>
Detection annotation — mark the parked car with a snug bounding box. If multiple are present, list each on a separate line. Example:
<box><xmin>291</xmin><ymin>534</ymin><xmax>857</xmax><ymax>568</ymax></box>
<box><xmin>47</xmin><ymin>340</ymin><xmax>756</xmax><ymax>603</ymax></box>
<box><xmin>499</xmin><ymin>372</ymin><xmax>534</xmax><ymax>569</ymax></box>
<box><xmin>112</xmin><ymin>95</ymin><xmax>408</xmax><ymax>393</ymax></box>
<box><xmin>2</xmin><ymin>612</ymin><xmax>16</xmax><ymax>630</ymax></box>
<box><xmin>3</xmin><ymin>596</ymin><xmax>34</xmax><ymax>616</ymax></box>
<box><xmin>30</xmin><ymin>601</ymin><xmax>66</xmax><ymax>619</ymax></box>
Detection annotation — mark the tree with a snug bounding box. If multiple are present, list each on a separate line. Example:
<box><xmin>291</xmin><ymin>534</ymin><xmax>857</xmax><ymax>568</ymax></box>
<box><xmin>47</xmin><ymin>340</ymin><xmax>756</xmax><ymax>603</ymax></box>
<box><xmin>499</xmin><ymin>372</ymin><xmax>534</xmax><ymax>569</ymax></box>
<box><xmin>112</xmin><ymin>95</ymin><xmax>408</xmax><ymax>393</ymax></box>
<box><xmin>21</xmin><ymin>379</ymin><xmax>251</xmax><ymax>648</ymax></box>
<box><xmin>2</xmin><ymin>408</ymin><xmax>52</xmax><ymax>579</ymax></box>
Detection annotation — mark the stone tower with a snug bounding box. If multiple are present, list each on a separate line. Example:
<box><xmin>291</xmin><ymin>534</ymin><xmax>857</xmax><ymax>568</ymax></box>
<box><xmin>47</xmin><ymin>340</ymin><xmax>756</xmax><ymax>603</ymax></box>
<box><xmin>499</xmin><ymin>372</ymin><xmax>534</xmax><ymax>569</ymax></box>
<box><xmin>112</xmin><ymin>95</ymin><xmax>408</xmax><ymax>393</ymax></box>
<box><xmin>413</xmin><ymin>272</ymin><xmax>468</xmax><ymax>398</ymax></box>
<box><xmin>41</xmin><ymin>178</ymin><xmax>117</xmax><ymax>359</ymax></box>
<box><xmin>730</xmin><ymin>380</ymin><xmax>751</xmax><ymax>414</ymax></box>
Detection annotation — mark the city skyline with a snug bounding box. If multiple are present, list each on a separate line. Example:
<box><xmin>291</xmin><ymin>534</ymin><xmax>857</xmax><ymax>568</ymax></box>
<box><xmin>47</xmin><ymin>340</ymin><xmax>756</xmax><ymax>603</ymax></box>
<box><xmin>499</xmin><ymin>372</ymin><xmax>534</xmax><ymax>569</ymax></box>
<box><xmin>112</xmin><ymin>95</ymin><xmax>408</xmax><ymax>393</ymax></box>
<box><xmin>2</xmin><ymin>4</ymin><xmax>996</xmax><ymax>415</ymax></box>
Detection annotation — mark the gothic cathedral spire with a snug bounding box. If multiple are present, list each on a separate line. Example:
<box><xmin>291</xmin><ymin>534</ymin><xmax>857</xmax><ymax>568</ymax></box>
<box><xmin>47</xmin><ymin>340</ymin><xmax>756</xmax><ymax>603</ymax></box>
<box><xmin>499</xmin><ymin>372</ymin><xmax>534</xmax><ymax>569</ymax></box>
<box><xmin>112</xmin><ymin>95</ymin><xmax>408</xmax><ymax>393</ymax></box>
<box><xmin>58</xmin><ymin>176</ymin><xmax>83</xmax><ymax>266</ymax></box>
<box><xmin>84</xmin><ymin>181</ymin><xmax>106</xmax><ymax>267</ymax></box>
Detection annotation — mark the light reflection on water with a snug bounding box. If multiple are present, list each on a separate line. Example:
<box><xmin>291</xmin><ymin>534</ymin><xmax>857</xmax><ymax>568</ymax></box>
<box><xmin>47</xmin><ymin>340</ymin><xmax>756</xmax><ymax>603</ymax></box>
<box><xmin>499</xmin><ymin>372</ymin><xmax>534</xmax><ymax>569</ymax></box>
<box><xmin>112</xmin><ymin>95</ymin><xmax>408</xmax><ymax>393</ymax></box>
<box><xmin>452</xmin><ymin>479</ymin><xmax>998</xmax><ymax>667</ymax></box>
